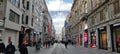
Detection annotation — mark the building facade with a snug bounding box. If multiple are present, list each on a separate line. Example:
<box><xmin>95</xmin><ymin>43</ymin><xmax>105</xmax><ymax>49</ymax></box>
<box><xmin>0</xmin><ymin>0</ymin><xmax>22</xmax><ymax>47</ymax></box>
<box><xmin>87</xmin><ymin>0</ymin><xmax>120</xmax><ymax>53</ymax></box>
<box><xmin>0</xmin><ymin>0</ymin><xmax>54</xmax><ymax>48</ymax></box>
<box><xmin>68</xmin><ymin>0</ymin><xmax>120</xmax><ymax>53</ymax></box>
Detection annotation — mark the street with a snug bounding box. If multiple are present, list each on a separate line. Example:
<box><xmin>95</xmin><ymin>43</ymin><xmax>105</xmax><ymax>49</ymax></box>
<box><xmin>15</xmin><ymin>43</ymin><xmax>119</xmax><ymax>54</ymax></box>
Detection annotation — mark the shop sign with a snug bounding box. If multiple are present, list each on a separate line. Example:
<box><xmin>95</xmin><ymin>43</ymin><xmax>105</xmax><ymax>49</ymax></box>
<box><xmin>99</xmin><ymin>27</ymin><xmax>105</xmax><ymax>30</ymax></box>
<box><xmin>113</xmin><ymin>22</ymin><xmax>120</xmax><ymax>26</ymax></box>
<box><xmin>84</xmin><ymin>24</ymin><xmax>88</xmax><ymax>30</ymax></box>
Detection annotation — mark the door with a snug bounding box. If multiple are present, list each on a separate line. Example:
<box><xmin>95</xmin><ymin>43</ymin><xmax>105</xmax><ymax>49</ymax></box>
<box><xmin>100</xmin><ymin>31</ymin><xmax>107</xmax><ymax>50</ymax></box>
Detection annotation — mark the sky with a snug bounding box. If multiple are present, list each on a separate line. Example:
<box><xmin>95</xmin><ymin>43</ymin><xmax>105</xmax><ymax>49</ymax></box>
<box><xmin>45</xmin><ymin>0</ymin><xmax>73</xmax><ymax>34</ymax></box>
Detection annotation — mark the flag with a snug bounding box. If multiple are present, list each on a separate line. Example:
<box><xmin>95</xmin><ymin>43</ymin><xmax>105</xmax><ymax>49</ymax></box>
<box><xmin>64</xmin><ymin>20</ymin><xmax>69</xmax><ymax>28</ymax></box>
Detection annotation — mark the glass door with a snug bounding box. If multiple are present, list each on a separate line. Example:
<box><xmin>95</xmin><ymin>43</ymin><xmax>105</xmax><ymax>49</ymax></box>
<box><xmin>115</xmin><ymin>28</ymin><xmax>120</xmax><ymax>53</ymax></box>
<box><xmin>101</xmin><ymin>31</ymin><xmax>107</xmax><ymax>50</ymax></box>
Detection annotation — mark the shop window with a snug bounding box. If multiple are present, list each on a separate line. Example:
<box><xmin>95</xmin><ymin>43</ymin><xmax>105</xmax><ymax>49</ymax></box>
<box><xmin>115</xmin><ymin>28</ymin><xmax>120</xmax><ymax>52</ymax></box>
<box><xmin>90</xmin><ymin>32</ymin><xmax>96</xmax><ymax>48</ymax></box>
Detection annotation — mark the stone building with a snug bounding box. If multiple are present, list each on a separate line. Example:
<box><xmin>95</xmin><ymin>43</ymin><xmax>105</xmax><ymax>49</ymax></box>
<box><xmin>68</xmin><ymin>0</ymin><xmax>120</xmax><ymax>53</ymax></box>
<box><xmin>0</xmin><ymin>0</ymin><xmax>54</xmax><ymax>48</ymax></box>
<box><xmin>0</xmin><ymin>0</ymin><xmax>22</xmax><ymax>47</ymax></box>
<box><xmin>87</xmin><ymin>0</ymin><xmax>120</xmax><ymax>53</ymax></box>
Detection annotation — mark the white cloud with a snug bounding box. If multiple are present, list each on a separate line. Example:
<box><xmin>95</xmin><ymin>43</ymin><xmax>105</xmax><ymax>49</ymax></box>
<box><xmin>46</xmin><ymin>0</ymin><xmax>72</xmax><ymax>34</ymax></box>
<box><xmin>47</xmin><ymin>0</ymin><xmax>72</xmax><ymax>11</ymax></box>
<box><xmin>52</xmin><ymin>13</ymin><xmax>66</xmax><ymax>34</ymax></box>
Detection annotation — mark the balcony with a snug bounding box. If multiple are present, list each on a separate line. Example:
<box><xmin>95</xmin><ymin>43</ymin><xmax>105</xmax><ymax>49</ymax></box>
<box><xmin>80</xmin><ymin>13</ymin><xmax>88</xmax><ymax>21</ymax></box>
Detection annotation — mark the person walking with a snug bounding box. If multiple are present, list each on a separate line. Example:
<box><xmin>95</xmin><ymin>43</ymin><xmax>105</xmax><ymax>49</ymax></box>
<box><xmin>19</xmin><ymin>43</ymin><xmax>28</xmax><ymax>54</ymax></box>
<box><xmin>0</xmin><ymin>39</ymin><xmax>5</xmax><ymax>54</ymax></box>
<box><xmin>65</xmin><ymin>41</ymin><xmax>68</xmax><ymax>48</ymax></box>
<box><xmin>45</xmin><ymin>39</ymin><xmax>48</xmax><ymax>48</ymax></box>
<box><xmin>5</xmin><ymin>41</ymin><xmax>16</xmax><ymax>54</ymax></box>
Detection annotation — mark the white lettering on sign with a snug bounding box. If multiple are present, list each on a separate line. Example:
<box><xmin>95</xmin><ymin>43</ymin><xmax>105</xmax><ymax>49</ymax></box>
<box><xmin>113</xmin><ymin>23</ymin><xmax>120</xmax><ymax>26</ymax></box>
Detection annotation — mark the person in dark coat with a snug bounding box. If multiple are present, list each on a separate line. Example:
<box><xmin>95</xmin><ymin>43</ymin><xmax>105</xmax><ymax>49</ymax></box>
<box><xmin>65</xmin><ymin>41</ymin><xmax>68</xmax><ymax>48</ymax></box>
<box><xmin>18</xmin><ymin>31</ymin><xmax>24</xmax><ymax>48</ymax></box>
<box><xmin>19</xmin><ymin>44</ymin><xmax>28</xmax><ymax>54</ymax></box>
<box><xmin>0</xmin><ymin>39</ymin><xmax>5</xmax><ymax>53</ymax></box>
<box><xmin>5</xmin><ymin>42</ymin><xmax>16</xmax><ymax>54</ymax></box>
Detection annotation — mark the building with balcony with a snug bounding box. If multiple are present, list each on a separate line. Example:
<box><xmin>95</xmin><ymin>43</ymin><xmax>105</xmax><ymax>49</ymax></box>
<box><xmin>69</xmin><ymin>0</ymin><xmax>120</xmax><ymax>53</ymax></box>
<box><xmin>87</xmin><ymin>0</ymin><xmax>120</xmax><ymax>53</ymax></box>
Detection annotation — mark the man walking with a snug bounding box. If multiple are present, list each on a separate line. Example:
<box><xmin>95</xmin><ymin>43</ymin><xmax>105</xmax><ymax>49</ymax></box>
<box><xmin>5</xmin><ymin>41</ymin><xmax>16</xmax><ymax>54</ymax></box>
<box><xmin>0</xmin><ymin>39</ymin><xmax>5</xmax><ymax>54</ymax></box>
<box><xmin>65</xmin><ymin>41</ymin><xmax>68</xmax><ymax>48</ymax></box>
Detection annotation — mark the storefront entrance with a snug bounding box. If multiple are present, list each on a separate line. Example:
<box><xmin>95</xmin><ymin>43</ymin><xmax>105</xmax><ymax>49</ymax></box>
<box><xmin>90</xmin><ymin>32</ymin><xmax>96</xmax><ymax>48</ymax></box>
<box><xmin>111</xmin><ymin>24</ymin><xmax>120</xmax><ymax>53</ymax></box>
<box><xmin>98</xmin><ymin>27</ymin><xmax>108</xmax><ymax>50</ymax></box>
<box><xmin>80</xmin><ymin>35</ymin><xmax>82</xmax><ymax>45</ymax></box>
<box><xmin>101</xmin><ymin>31</ymin><xmax>107</xmax><ymax>49</ymax></box>
<box><xmin>115</xmin><ymin>28</ymin><xmax>120</xmax><ymax>53</ymax></box>
<box><xmin>84</xmin><ymin>31</ymin><xmax>88</xmax><ymax>47</ymax></box>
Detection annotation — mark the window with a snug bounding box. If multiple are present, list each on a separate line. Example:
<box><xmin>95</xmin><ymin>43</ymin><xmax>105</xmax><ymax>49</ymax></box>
<box><xmin>44</xmin><ymin>27</ymin><xmax>46</xmax><ymax>32</ymax></box>
<box><xmin>114</xmin><ymin>0</ymin><xmax>120</xmax><ymax>14</ymax></box>
<box><xmin>26</xmin><ymin>16</ymin><xmax>28</xmax><ymax>24</ymax></box>
<box><xmin>32</xmin><ymin>5</ymin><xmax>34</xmax><ymax>13</ymax></box>
<box><xmin>84</xmin><ymin>1</ymin><xmax>88</xmax><ymax>13</ymax></box>
<box><xmin>22</xmin><ymin>14</ymin><xmax>24</xmax><ymax>24</ymax></box>
<box><xmin>22</xmin><ymin>0</ymin><xmax>25</xmax><ymax>8</ymax></box>
<box><xmin>100</xmin><ymin>10</ymin><xmax>105</xmax><ymax>21</ymax></box>
<box><xmin>91</xmin><ymin>0</ymin><xmax>95</xmax><ymax>10</ymax></box>
<box><xmin>31</xmin><ymin>18</ymin><xmax>33</xmax><ymax>26</ymax></box>
<box><xmin>26</xmin><ymin>1</ymin><xmax>29</xmax><ymax>10</ymax></box>
<box><xmin>9</xmin><ymin>0</ymin><xmax>20</xmax><ymax>7</ymax></box>
<box><xmin>9</xmin><ymin>10</ymin><xmax>20</xmax><ymax>24</ymax></box>
<box><xmin>9</xmin><ymin>10</ymin><xmax>15</xmax><ymax>22</ymax></box>
<box><xmin>91</xmin><ymin>16</ymin><xmax>95</xmax><ymax>25</ymax></box>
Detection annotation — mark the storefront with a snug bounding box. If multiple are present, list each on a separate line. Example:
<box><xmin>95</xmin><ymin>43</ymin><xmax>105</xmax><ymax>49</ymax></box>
<box><xmin>77</xmin><ymin>35</ymin><xmax>82</xmax><ymax>46</ymax></box>
<box><xmin>111</xmin><ymin>23</ymin><xmax>120</xmax><ymax>53</ymax></box>
<box><xmin>24</xmin><ymin>28</ymin><xmax>32</xmax><ymax>46</ymax></box>
<box><xmin>84</xmin><ymin>30</ymin><xmax>88</xmax><ymax>47</ymax></box>
<box><xmin>90</xmin><ymin>31</ymin><xmax>96</xmax><ymax>48</ymax></box>
<box><xmin>98</xmin><ymin>27</ymin><xmax>108</xmax><ymax>50</ymax></box>
<box><xmin>4</xmin><ymin>29</ymin><xmax>18</xmax><ymax>46</ymax></box>
<box><xmin>80</xmin><ymin>34</ymin><xmax>82</xmax><ymax>45</ymax></box>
